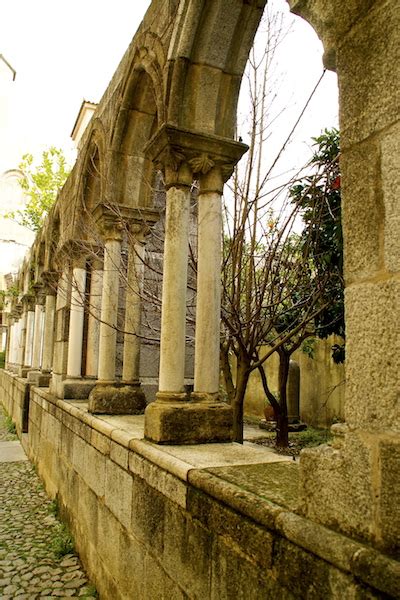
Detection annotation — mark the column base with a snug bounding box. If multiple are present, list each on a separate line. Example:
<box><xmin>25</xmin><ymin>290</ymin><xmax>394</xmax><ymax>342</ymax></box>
<box><xmin>18</xmin><ymin>366</ymin><xmax>31</xmax><ymax>378</ymax></box>
<box><xmin>88</xmin><ymin>382</ymin><xmax>146</xmax><ymax>415</ymax></box>
<box><xmin>27</xmin><ymin>370</ymin><xmax>51</xmax><ymax>387</ymax></box>
<box><xmin>62</xmin><ymin>379</ymin><xmax>97</xmax><ymax>400</ymax></box>
<box><xmin>144</xmin><ymin>391</ymin><xmax>233</xmax><ymax>444</ymax></box>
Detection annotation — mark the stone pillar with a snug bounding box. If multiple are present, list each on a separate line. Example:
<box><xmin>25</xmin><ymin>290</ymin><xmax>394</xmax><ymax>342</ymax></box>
<box><xmin>31</xmin><ymin>291</ymin><xmax>44</xmax><ymax>371</ymax></box>
<box><xmin>17</xmin><ymin>308</ymin><xmax>27</xmax><ymax>375</ymax></box>
<box><xmin>143</xmin><ymin>125</ymin><xmax>246</xmax><ymax>443</ymax></box>
<box><xmin>27</xmin><ymin>271</ymin><xmax>59</xmax><ymax>388</ymax></box>
<box><xmin>289</xmin><ymin>0</ymin><xmax>400</xmax><ymax>554</ymax></box>
<box><xmin>85</xmin><ymin>260</ymin><xmax>103</xmax><ymax>378</ymax></box>
<box><xmin>61</xmin><ymin>259</ymin><xmax>97</xmax><ymax>399</ymax></box>
<box><xmin>193</xmin><ymin>167</ymin><xmax>224</xmax><ymax>396</ymax></box>
<box><xmin>119</xmin><ymin>229</ymin><xmax>147</xmax><ymax>411</ymax></box>
<box><xmin>49</xmin><ymin>268</ymin><xmax>71</xmax><ymax>397</ymax></box>
<box><xmin>4</xmin><ymin>316</ymin><xmax>13</xmax><ymax>369</ymax></box>
<box><xmin>66</xmin><ymin>262</ymin><xmax>86</xmax><ymax>379</ymax></box>
<box><xmin>24</xmin><ymin>306</ymin><xmax>35</xmax><ymax>369</ymax></box>
<box><xmin>88</xmin><ymin>222</ymin><xmax>123</xmax><ymax>413</ymax></box>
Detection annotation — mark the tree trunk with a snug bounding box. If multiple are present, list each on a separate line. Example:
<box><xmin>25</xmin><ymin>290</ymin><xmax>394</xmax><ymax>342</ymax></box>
<box><xmin>232</xmin><ymin>359</ymin><xmax>250</xmax><ymax>443</ymax></box>
<box><xmin>275</xmin><ymin>348</ymin><xmax>290</xmax><ymax>447</ymax></box>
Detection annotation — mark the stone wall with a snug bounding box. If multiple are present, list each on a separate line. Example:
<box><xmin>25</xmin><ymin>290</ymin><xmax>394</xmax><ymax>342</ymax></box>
<box><xmin>2</xmin><ymin>368</ymin><xmax>398</xmax><ymax>599</ymax></box>
<box><xmin>244</xmin><ymin>337</ymin><xmax>345</xmax><ymax>428</ymax></box>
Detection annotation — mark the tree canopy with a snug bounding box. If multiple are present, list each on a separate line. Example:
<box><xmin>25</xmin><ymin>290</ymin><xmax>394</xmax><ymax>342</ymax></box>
<box><xmin>6</xmin><ymin>147</ymin><xmax>70</xmax><ymax>231</ymax></box>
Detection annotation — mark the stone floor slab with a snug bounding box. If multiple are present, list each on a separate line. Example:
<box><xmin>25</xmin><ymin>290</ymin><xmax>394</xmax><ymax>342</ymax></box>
<box><xmin>0</xmin><ymin>441</ymin><xmax>28</xmax><ymax>463</ymax></box>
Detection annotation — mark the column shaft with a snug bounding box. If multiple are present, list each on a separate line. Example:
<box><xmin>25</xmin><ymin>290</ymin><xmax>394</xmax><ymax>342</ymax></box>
<box><xmin>31</xmin><ymin>305</ymin><xmax>43</xmax><ymax>369</ymax></box>
<box><xmin>24</xmin><ymin>310</ymin><xmax>35</xmax><ymax>367</ymax></box>
<box><xmin>17</xmin><ymin>312</ymin><xmax>27</xmax><ymax>368</ymax></box>
<box><xmin>86</xmin><ymin>268</ymin><xmax>103</xmax><ymax>377</ymax></box>
<box><xmin>194</xmin><ymin>190</ymin><xmax>222</xmax><ymax>394</ymax></box>
<box><xmin>66</xmin><ymin>267</ymin><xmax>86</xmax><ymax>378</ymax></box>
<box><xmin>98</xmin><ymin>239</ymin><xmax>121</xmax><ymax>381</ymax></box>
<box><xmin>122</xmin><ymin>241</ymin><xmax>145</xmax><ymax>383</ymax></box>
<box><xmin>42</xmin><ymin>294</ymin><xmax>56</xmax><ymax>372</ymax></box>
<box><xmin>158</xmin><ymin>185</ymin><xmax>191</xmax><ymax>392</ymax></box>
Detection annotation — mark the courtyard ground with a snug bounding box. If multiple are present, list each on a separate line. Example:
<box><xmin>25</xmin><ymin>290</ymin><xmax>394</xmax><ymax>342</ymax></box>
<box><xmin>0</xmin><ymin>405</ymin><xmax>97</xmax><ymax>600</ymax></box>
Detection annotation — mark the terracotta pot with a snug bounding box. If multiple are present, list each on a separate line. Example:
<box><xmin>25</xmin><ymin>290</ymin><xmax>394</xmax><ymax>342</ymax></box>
<box><xmin>264</xmin><ymin>403</ymin><xmax>275</xmax><ymax>421</ymax></box>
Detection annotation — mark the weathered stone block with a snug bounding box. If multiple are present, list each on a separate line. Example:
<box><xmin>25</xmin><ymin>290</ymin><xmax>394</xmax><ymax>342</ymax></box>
<box><xmin>91</xmin><ymin>429</ymin><xmax>111</xmax><ymax>456</ymax></box>
<box><xmin>117</xmin><ymin>528</ymin><xmax>145</xmax><ymax>599</ymax></box>
<box><xmin>345</xmin><ymin>280</ymin><xmax>400</xmax><ymax>432</ymax></box>
<box><xmin>110</xmin><ymin>440</ymin><xmax>129</xmax><ymax>470</ymax></box>
<box><xmin>88</xmin><ymin>383</ymin><xmax>146</xmax><ymax>415</ymax></box>
<box><xmin>188</xmin><ymin>487</ymin><xmax>273</xmax><ymax>570</ymax></box>
<box><xmin>62</xmin><ymin>379</ymin><xmax>96</xmax><ymax>400</ymax></box>
<box><xmin>380</xmin><ymin>121</ymin><xmax>400</xmax><ymax>273</ymax></box>
<box><xmin>211</xmin><ymin>538</ymin><xmax>278</xmax><ymax>600</ymax></box>
<box><xmin>163</xmin><ymin>501</ymin><xmax>212</xmax><ymax>598</ymax></box>
<box><xmin>105</xmin><ymin>461</ymin><xmax>133</xmax><ymax>531</ymax></box>
<box><xmin>144</xmin><ymin>399</ymin><xmax>233</xmax><ymax>444</ymax></box>
<box><xmin>379</xmin><ymin>439</ymin><xmax>400</xmax><ymax>554</ymax></box>
<box><xmin>131</xmin><ymin>475</ymin><xmax>165</xmax><ymax>557</ymax></box>
<box><xmin>299</xmin><ymin>435</ymin><xmax>375</xmax><ymax>543</ymax></box>
<box><xmin>337</xmin><ymin>1</ymin><xmax>400</xmax><ymax>148</ymax></box>
<box><xmin>129</xmin><ymin>451</ymin><xmax>188</xmax><ymax>508</ymax></box>
<box><xmin>340</xmin><ymin>140</ymin><xmax>381</xmax><ymax>284</ymax></box>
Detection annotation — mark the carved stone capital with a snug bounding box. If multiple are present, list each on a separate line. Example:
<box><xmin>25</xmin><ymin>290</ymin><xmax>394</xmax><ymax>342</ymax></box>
<box><xmin>41</xmin><ymin>270</ymin><xmax>60</xmax><ymax>296</ymax></box>
<box><xmin>144</xmin><ymin>124</ymin><xmax>248</xmax><ymax>188</ymax></box>
<box><xmin>21</xmin><ymin>293</ymin><xmax>35</xmax><ymax>311</ymax></box>
<box><xmin>93</xmin><ymin>203</ymin><xmax>159</xmax><ymax>244</ymax></box>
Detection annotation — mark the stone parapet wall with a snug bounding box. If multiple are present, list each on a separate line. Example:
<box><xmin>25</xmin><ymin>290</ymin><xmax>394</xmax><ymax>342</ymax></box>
<box><xmin>0</xmin><ymin>369</ymin><xmax>29</xmax><ymax>437</ymax></box>
<box><xmin>1</xmin><ymin>368</ymin><xmax>398</xmax><ymax>599</ymax></box>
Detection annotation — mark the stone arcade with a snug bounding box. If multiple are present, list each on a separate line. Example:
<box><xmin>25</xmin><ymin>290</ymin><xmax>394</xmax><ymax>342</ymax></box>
<box><xmin>1</xmin><ymin>1</ymin><xmax>399</xmax><ymax>598</ymax></box>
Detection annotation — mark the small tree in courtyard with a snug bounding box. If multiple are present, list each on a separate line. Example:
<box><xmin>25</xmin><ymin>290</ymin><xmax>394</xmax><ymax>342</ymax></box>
<box><xmin>6</xmin><ymin>147</ymin><xmax>70</xmax><ymax>231</ymax></box>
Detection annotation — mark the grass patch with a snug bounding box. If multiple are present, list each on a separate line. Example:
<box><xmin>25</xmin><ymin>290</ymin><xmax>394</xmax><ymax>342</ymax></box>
<box><xmin>4</xmin><ymin>415</ymin><xmax>16</xmax><ymax>435</ymax></box>
<box><xmin>297</xmin><ymin>426</ymin><xmax>332</xmax><ymax>447</ymax></box>
<box><xmin>48</xmin><ymin>498</ymin><xmax>60</xmax><ymax>518</ymax></box>
<box><xmin>254</xmin><ymin>426</ymin><xmax>332</xmax><ymax>456</ymax></box>
<box><xmin>80</xmin><ymin>584</ymin><xmax>98</xmax><ymax>598</ymax></box>
<box><xmin>51</xmin><ymin>523</ymin><xmax>75</xmax><ymax>558</ymax></box>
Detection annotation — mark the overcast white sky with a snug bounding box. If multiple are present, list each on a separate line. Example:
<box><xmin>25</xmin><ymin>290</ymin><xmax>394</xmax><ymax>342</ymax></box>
<box><xmin>0</xmin><ymin>0</ymin><xmax>338</xmax><ymax>175</ymax></box>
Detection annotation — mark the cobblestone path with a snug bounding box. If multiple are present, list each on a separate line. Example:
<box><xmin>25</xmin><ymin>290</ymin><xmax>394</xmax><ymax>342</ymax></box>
<box><xmin>0</xmin><ymin>405</ymin><xmax>97</xmax><ymax>599</ymax></box>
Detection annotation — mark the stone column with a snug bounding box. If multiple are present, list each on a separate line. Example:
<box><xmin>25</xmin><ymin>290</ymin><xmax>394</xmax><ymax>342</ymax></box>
<box><xmin>88</xmin><ymin>221</ymin><xmax>123</xmax><ymax>413</ymax></box>
<box><xmin>24</xmin><ymin>305</ymin><xmax>35</xmax><ymax>370</ymax></box>
<box><xmin>85</xmin><ymin>260</ymin><xmax>103</xmax><ymax>378</ymax></box>
<box><xmin>193</xmin><ymin>167</ymin><xmax>224</xmax><ymax>396</ymax></box>
<box><xmin>143</xmin><ymin>125</ymin><xmax>246</xmax><ymax>443</ymax></box>
<box><xmin>289</xmin><ymin>0</ymin><xmax>400</xmax><ymax>555</ymax></box>
<box><xmin>4</xmin><ymin>315</ymin><xmax>13</xmax><ymax>369</ymax></box>
<box><xmin>49</xmin><ymin>268</ymin><xmax>71</xmax><ymax>397</ymax></box>
<box><xmin>30</xmin><ymin>291</ymin><xmax>44</xmax><ymax>371</ymax></box>
<box><xmin>17</xmin><ymin>307</ymin><xmax>28</xmax><ymax>376</ymax></box>
<box><xmin>28</xmin><ymin>271</ymin><xmax>59</xmax><ymax>387</ymax></box>
<box><xmin>66</xmin><ymin>261</ymin><xmax>86</xmax><ymax>379</ymax></box>
<box><xmin>120</xmin><ymin>229</ymin><xmax>147</xmax><ymax>411</ymax></box>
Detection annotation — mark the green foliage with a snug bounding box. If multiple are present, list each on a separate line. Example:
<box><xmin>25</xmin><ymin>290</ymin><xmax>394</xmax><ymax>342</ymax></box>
<box><xmin>51</xmin><ymin>522</ymin><xmax>75</xmax><ymax>557</ymax></box>
<box><xmin>48</xmin><ymin>498</ymin><xmax>60</xmax><ymax>518</ymax></box>
<box><xmin>290</xmin><ymin>128</ymin><xmax>344</xmax><ymax>349</ymax></box>
<box><xmin>297</xmin><ymin>426</ymin><xmax>332</xmax><ymax>447</ymax></box>
<box><xmin>5</xmin><ymin>415</ymin><xmax>16</xmax><ymax>435</ymax></box>
<box><xmin>6</xmin><ymin>147</ymin><xmax>70</xmax><ymax>231</ymax></box>
<box><xmin>0</xmin><ymin>351</ymin><xmax>5</xmax><ymax>368</ymax></box>
<box><xmin>301</xmin><ymin>338</ymin><xmax>316</xmax><ymax>360</ymax></box>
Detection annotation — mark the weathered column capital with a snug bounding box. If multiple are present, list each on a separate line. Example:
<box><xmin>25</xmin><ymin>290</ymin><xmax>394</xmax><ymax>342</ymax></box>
<box><xmin>32</xmin><ymin>283</ymin><xmax>46</xmax><ymax>305</ymax></box>
<box><xmin>144</xmin><ymin>124</ymin><xmax>248</xmax><ymax>189</ymax></box>
<box><xmin>287</xmin><ymin>0</ymin><xmax>375</xmax><ymax>69</ymax></box>
<box><xmin>21</xmin><ymin>293</ymin><xmax>35</xmax><ymax>312</ymax></box>
<box><xmin>41</xmin><ymin>270</ymin><xmax>60</xmax><ymax>296</ymax></box>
